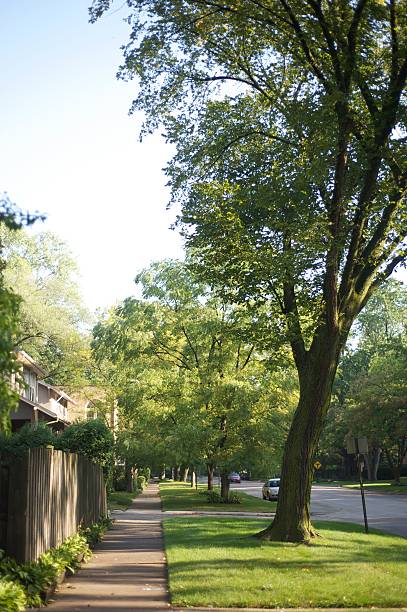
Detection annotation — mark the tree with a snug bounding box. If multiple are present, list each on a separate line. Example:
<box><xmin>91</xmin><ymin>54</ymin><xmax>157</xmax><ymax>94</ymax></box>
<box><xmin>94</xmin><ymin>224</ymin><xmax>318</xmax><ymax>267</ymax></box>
<box><xmin>91</xmin><ymin>0</ymin><xmax>407</xmax><ymax>541</ymax></box>
<box><xmin>319</xmin><ymin>280</ymin><xmax>407</xmax><ymax>480</ymax></box>
<box><xmin>92</xmin><ymin>260</ymin><xmax>296</xmax><ymax>494</ymax></box>
<box><xmin>0</xmin><ymin>225</ymin><xmax>92</xmax><ymax>389</ymax></box>
<box><xmin>0</xmin><ymin>196</ymin><xmax>40</xmax><ymax>432</ymax></box>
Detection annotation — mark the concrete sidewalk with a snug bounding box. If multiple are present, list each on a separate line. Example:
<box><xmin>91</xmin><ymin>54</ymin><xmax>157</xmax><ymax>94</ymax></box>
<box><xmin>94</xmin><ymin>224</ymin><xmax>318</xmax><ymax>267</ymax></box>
<box><xmin>46</xmin><ymin>483</ymin><xmax>169</xmax><ymax>611</ymax></box>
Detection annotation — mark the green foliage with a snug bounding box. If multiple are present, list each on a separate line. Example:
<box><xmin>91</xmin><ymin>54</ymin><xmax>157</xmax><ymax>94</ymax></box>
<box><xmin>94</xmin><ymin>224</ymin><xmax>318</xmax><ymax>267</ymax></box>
<box><xmin>80</xmin><ymin>516</ymin><xmax>112</xmax><ymax>547</ymax></box>
<box><xmin>136</xmin><ymin>475</ymin><xmax>147</xmax><ymax>491</ymax></box>
<box><xmin>0</xmin><ymin>578</ymin><xmax>27</xmax><ymax>612</ymax></box>
<box><xmin>0</xmin><ymin>422</ymin><xmax>57</xmax><ymax>456</ymax></box>
<box><xmin>91</xmin><ymin>0</ymin><xmax>407</xmax><ymax>540</ymax></box>
<box><xmin>0</xmin><ymin>517</ymin><xmax>111</xmax><ymax>608</ymax></box>
<box><xmin>139</xmin><ymin>466</ymin><xmax>151</xmax><ymax>481</ymax></box>
<box><xmin>206</xmin><ymin>490</ymin><xmax>241</xmax><ymax>504</ymax></box>
<box><xmin>93</xmin><ymin>260</ymin><xmax>296</xmax><ymax>480</ymax></box>
<box><xmin>0</xmin><ymin>224</ymin><xmax>92</xmax><ymax>389</ymax></box>
<box><xmin>58</xmin><ymin>418</ymin><xmax>114</xmax><ymax>472</ymax></box>
<box><xmin>320</xmin><ymin>281</ymin><xmax>407</xmax><ymax>480</ymax></box>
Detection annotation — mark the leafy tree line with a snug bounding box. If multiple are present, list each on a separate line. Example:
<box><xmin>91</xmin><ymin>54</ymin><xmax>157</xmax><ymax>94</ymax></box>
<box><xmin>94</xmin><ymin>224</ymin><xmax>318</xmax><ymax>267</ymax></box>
<box><xmin>320</xmin><ymin>280</ymin><xmax>407</xmax><ymax>484</ymax></box>
<box><xmin>0</xmin><ymin>195</ymin><xmax>41</xmax><ymax>431</ymax></box>
<box><xmin>91</xmin><ymin>0</ymin><xmax>407</xmax><ymax>541</ymax></box>
<box><xmin>92</xmin><ymin>260</ymin><xmax>298</xmax><ymax>498</ymax></box>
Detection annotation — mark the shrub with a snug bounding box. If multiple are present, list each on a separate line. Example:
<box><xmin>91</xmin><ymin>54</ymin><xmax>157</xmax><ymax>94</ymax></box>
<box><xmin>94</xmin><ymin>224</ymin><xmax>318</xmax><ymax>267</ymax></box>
<box><xmin>0</xmin><ymin>422</ymin><xmax>57</xmax><ymax>457</ymax></box>
<box><xmin>58</xmin><ymin>419</ymin><xmax>114</xmax><ymax>474</ymax></box>
<box><xmin>0</xmin><ymin>578</ymin><xmax>27</xmax><ymax>612</ymax></box>
<box><xmin>206</xmin><ymin>490</ymin><xmax>242</xmax><ymax>504</ymax></box>
<box><xmin>0</xmin><ymin>517</ymin><xmax>111</xmax><ymax>608</ymax></box>
<box><xmin>140</xmin><ymin>466</ymin><xmax>151</xmax><ymax>481</ymax></box>
<box><xmin>136</xmin><ymin>475</ymin><xmax>146</xmax><ymax>491</ymax></box>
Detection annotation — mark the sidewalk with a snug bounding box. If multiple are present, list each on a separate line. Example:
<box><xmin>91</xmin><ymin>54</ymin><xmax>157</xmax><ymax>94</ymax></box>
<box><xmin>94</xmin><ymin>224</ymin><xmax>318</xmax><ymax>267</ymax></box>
<box><xmin>45</xmin><ymin>483</ymin><xmax>169</xmax><ymax>611</ymax></box>
<box><xmin>44</xmin><ymin>484</ymin><xmax>404</xmax><ymax>612</ymax></box>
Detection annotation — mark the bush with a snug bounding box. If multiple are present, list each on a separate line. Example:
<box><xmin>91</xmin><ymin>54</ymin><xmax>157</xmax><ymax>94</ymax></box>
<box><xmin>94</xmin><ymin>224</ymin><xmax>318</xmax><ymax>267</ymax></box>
<box><xmin>136</xmin><ymin>475</ymin><xmax>146</xmax><ymax>491</ymax></box>
<box><xmin>0</xmin><ymin>578</ymin><xmax>27</xmax><ymax>612</ymax></box>
<box><xmin>58</xmin><ymin>419</ymin><xmax>114</xmax><ymax>478</ymax></box>
<box><xmin>0</xmin><ymin>423</ymin><xmax>56</xmax><ymax>457</ymax></box>
<box><xmin>139</xmin><ymin>467</ymin><xmax>151</xmax><ymax>481</ymax></box>
<box><xmin>0</xmin><ymin>517</ymin><xmax>111</xmax><ymax>608</ymax></box>
<box><xmin>207</xmin><ymin>490</ymin><xmax>242</xmax><ymax>504</ymax></box>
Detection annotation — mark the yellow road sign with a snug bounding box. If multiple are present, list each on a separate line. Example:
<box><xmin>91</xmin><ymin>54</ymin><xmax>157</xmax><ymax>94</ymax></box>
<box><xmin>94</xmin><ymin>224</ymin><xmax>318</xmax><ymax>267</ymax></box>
<box><xmin>314</xmin><ymin>461</ymin><xmax>322</xmax><ymax>470</ymax></box>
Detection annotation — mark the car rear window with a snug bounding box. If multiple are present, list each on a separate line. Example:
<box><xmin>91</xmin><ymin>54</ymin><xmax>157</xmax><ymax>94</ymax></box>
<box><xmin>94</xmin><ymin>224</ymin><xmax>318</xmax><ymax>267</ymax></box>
<box><xmin>269</xmin><ymin>479</ymin><xmax>280</xmax><ymax>487</ymax></box>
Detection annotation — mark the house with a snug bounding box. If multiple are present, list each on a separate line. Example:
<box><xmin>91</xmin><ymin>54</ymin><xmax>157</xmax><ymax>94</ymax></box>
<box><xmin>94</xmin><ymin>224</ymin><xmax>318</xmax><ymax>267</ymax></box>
<box><xmin>10</xmin><ymin>351</ymin><xmax>75</xmax><ymax>432</ymax></box>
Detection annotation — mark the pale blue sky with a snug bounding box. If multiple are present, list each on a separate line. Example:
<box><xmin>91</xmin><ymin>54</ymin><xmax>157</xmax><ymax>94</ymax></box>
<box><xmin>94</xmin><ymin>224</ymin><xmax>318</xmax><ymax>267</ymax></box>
<box><xmin>0</xmin><ymin>0</ymin><xmax>183</xmax><ymax>311</ymax></box>
<box><xmin>1</xmin><ymin>2</ymin><xmax>404</xmax><ymax>314</ymax></box>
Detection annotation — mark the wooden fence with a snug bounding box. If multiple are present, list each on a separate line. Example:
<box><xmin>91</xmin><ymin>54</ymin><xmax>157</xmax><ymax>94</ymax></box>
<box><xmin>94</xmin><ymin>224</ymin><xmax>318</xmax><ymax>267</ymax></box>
<box><xmin>0</xmin><ymin>447</ymin><xmax>106</xmax><ymax>562</ymax></box>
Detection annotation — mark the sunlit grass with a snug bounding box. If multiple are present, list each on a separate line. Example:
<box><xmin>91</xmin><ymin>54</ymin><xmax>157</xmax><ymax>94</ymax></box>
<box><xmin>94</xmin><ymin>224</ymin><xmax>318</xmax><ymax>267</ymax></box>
<box><xmin>160</xmin><ymin>481</ymin><xmax>276</xmax><ymax>512</ymax></box>
<box><xmin>164</xmin><ymin>517</ymin><xmax>407</xmax><ymax>608</ymax></box>
<box><xmin>317</xmin><ymin>477</ymin><xmax>407</xmax><ymax>494</ymax></box>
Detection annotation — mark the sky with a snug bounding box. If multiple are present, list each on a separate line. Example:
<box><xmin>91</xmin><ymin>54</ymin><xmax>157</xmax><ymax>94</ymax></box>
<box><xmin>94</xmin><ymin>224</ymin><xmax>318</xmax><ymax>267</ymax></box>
<box><xmin>0</xmin><ymin>0</ymin><xmax>184</xmax><ymax>312</ymax></box>
<box><xmin>1</xmin><ymin>2</ymin><xmax>405</xmax><ymax>314</ymax></box>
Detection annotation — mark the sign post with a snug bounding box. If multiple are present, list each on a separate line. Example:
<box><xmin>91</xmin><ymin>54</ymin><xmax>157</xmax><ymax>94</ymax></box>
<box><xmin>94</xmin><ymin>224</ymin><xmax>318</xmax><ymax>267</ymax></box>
<box><xmin>346</xmin><ymin>435</ymin><xmax>369</xmax><ymax>534</ymax></box>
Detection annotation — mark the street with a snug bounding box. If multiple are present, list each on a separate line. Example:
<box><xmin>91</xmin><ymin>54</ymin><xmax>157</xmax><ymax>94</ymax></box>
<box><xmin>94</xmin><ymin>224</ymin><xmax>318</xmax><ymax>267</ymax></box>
<box><xmin>231</xmin><ymin>481</ymin><xmax>407</xmax><ymax>538</ymax></box>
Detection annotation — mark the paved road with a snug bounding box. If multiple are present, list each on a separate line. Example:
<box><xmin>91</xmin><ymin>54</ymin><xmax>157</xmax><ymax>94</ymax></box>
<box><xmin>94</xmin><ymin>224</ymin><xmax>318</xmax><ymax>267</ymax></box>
<box><xmin>231</xmin><ymin>481</ymin><xmax>407</xmax><ymax>538</ymax></box>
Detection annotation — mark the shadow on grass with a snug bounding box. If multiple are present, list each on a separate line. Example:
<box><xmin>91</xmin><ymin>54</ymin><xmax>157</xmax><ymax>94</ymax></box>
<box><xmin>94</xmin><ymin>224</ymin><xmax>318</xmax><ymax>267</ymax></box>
<box><xmin>164</xmin><ymin>517</ymin><xmax>407</xmax><ymax>563</ymax></box>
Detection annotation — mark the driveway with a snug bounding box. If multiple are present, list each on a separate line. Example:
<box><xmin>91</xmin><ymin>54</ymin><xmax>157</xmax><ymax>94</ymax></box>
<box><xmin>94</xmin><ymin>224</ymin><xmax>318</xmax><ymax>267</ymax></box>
<box><xmin>231</xmin><ymin>481</ymin><xmax>407</xmax><ymax>538</ymax></box>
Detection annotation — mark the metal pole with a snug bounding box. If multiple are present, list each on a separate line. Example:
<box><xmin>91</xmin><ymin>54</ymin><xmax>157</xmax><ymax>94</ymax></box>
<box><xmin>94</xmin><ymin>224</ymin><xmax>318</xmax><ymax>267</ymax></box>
<box><xmin>356</xmin><ymin>440</ymin><xmax>369</xmax><ymax>534</ymax></box>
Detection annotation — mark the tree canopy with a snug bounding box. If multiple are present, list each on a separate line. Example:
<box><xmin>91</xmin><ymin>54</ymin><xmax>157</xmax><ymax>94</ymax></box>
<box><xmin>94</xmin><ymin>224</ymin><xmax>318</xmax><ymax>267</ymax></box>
<box><xmin>90</xmin><ymin>0</ymin><xmax>406</xmax><ymax>540</ymax></box>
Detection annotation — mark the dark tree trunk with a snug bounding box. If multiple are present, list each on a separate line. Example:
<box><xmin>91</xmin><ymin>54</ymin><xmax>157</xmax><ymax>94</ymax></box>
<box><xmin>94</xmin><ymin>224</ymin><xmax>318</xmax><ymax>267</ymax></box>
<box><xmin>160</xmin><ymin>465</ymin><xmax>166</xmax><ymax>480</ymax></box>
<box><xmin>393</xmin><ymin>464</ymin><xmax>401</xmax><ymax>485</ymax></box>
<box><xmin>220</xmin><ymin>472</ymin><xmax>230</xmax><ymax>499</ymax></box>
<box><xmin>365</xmin><ymin>446</ymin><xmax>381</xmax><ymax>481</ymax></box>
<box><xmin>258</xmin><ymin>326</ymin><xmax>343</xmax><ymax>542</ymax></box>
<box><xmin>207</xmin><ymin>463</ymin><xmax>214</xmax><ymax>490</ymax></box>
<box><xmin>173</xmin><ymin>465</ymin><xmax>180</xmax><ymax>481</ymax></box>
<box><xmin>124</xmin><ymin>462</ymin><xmax>134</xmax><ymax>492</ymax></box>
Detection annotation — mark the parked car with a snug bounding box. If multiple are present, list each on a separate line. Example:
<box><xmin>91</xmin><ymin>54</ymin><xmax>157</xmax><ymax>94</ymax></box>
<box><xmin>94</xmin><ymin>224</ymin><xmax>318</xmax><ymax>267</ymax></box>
<box><xmin>262</xmin><ymin>478</ymin><xmax>280</xmax><ymax>500</ymax></box>
<box><xmin>228</xmin><ymin>472</ymin><xmax>241</xmax><ymax>483</ymax></box>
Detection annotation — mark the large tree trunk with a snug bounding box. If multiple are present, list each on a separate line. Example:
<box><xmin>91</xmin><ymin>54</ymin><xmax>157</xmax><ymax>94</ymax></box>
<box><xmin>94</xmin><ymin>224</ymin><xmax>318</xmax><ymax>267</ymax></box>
<box><xmin>365</xmin><ymin>446</ymin><xmax>381</xmax><ymax>481</ymax></box>
<box><xmin>258</xmin><ymin>326</ymin><xmax>342</xmax><ymax>542</ymax></box>
<box><xmin>207</xmin><ymin>463</ymin><xmax>214</xmax><ymax>490</ymax></box>
<box><xmin>160</xmin><ymin>465</ymin><xmax>166</xmax><ymax>480</ymax></box>
<box><xmin>220</xmin><ymin>471</ymin><xmax>230</xmax><ymax>500</ymax></box>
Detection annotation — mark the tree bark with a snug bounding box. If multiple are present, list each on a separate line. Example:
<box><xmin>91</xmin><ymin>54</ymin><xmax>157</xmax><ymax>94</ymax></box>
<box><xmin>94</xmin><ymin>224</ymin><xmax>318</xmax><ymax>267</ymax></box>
<box><xmin>160</xmin><ymin>465</ymin><xmax>166</xmax><ymax>480</ymax></box>
<box><xmin>207</xmin><ymin>463</ymin><xmax>214</xmax><ymax>490</ymax></box>
<box><xmin>258</xmin><ymin>326</ymin><xmax>342</xmax><ymax>542</ymax></box>
<box><xmin>220</xmin><ymin>472</ymin><xmax>230</xmax><ymax>499</ymax></box>
<box><xmin>190</xmin><ymin>468</ymin><xmax>196</xmax><ymax>488</ymax></box>
<box><xmin>173</xmin><ymin>465</ymin><xmax>180</xmax><ymax>481</ymax></box>
<box><xmin>365</xmin><ymin>446</ymin><xmax>381</xmax><ymax>481</ymax></box>
<box><xmin>180</xmin><ymin>466</ymin><xmax>189</xmax><ymax>482</ymax></box>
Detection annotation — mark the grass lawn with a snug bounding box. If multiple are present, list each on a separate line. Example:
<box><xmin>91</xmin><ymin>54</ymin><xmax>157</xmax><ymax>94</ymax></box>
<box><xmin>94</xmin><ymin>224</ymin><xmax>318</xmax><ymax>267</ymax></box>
<box><xmin>107</xmin><ymin>490</ymin><xmax>136</xmax><ymax>510</ymax></box>
<box><xmin>160</xmin><ymin>481</ymin><xmax>276</xmax><ymax>512</ymax></box>
<box><xmin>164</xmin><ymin>517</ymin><xmax>407</xmax><ymax>608</ymax></box>
<box><xmin>317</xmin><ymin>477</ymin><xmax>407</xmax><ymax>494</ymax></box>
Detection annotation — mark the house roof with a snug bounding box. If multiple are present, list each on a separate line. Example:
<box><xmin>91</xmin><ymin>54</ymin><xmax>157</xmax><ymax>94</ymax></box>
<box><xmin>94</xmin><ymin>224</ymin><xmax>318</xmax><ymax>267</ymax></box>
<box><xmin>38</xmin><ymin>381</ymin><xmax>77</xmax><ymax>405</ymax></box>
<box><xmin>19</xmin><ymin>396</ymin><xmax>71</xmax><ymax>425</ymax></box>
<box><xmin>16</xmin><ymin>350</ymin><xmax>48</xmax><ymax>378</ymax></box>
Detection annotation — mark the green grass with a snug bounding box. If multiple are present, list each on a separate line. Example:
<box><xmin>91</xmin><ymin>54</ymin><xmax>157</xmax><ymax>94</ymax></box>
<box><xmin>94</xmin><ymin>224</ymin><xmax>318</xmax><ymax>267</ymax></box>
<box><xmin>316</xmin><ymin>477</ymin><xmax>407</xmax><ymax>494</ymax></box>
<box><xmin>160</xmin><ymin>481</ymin><xmax>276</xmax><ymax>512</ymax></box>
<box><xmin>164</xmin><ymin>517</ymin><xmax>407</xmax><ymax>609</ymax></box>
<box><xmin>107</xmin><ymin>490</ymin><xmax>136</xmax><ymax>510</ymax></box>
